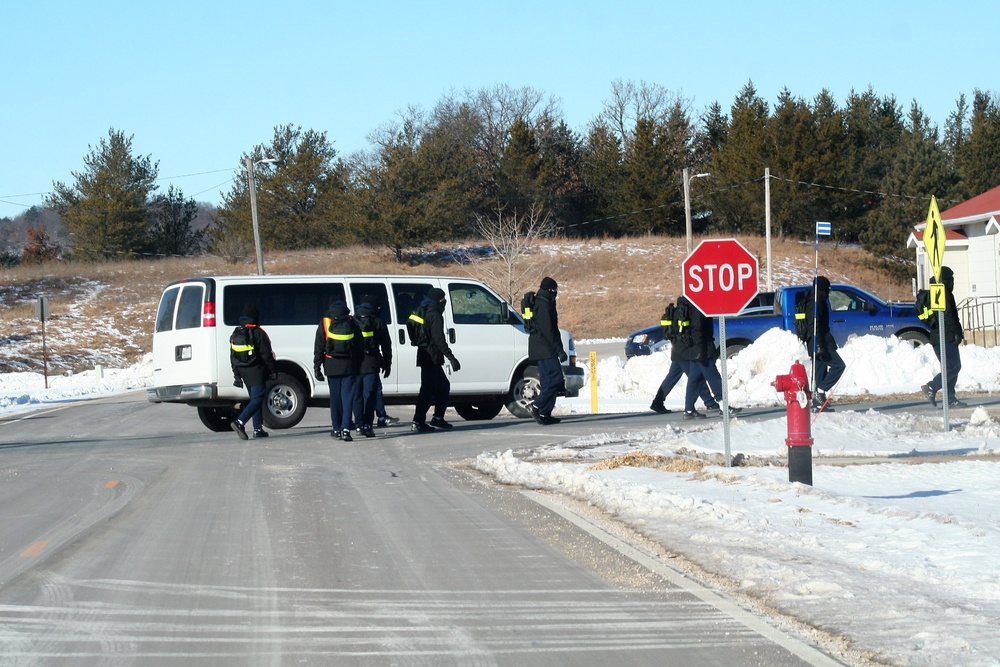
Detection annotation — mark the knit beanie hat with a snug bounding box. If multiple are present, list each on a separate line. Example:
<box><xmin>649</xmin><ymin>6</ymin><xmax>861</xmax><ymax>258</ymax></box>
<box><xmin>540</xmin><ymin>277</ymin><xmax>558</xmax><ymax>292</ymax></box>
<box><xmin>428</xmin><ymin>287</ymin><xmax>446</xmax><ymax>301</ymax></box>
<box><xmin>815</xmin><ymin>276</ymin><xmax>831</xmax><ymax>292</ymax></box>
<box><xmin>242</xmin><ymin>304</ymin><xmax>260</xmax><ymax>320</ymax></box>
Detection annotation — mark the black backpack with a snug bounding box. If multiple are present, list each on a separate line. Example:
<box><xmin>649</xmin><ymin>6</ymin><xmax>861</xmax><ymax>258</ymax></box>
<box><xmin>324</xmin><ymin>315</ymin><xmax>356</xmax><ymax>359</ymax></box>
<box><xmin>915</xmin><ymin>288</ymin><xmax>933</xmax><ymax>322</ymax></box>
<box><xmin>355</xmin><ymin>309</ymin><xmax>377</xmax><ymax>353</ymax></box>
<box><xmin>406</xmin><ymin>305</ymin><xmax>429</xmax><ymax>347</ymax></box>
<box><xmin>520</xmin><ymin>291</ymin><xmax>538</xmax><ymax>334</ymax></box>
<box><xmin>660</xmin><ymin>303</ymin><xmax>677</xmax><ymax>342</ymax></box>
<box><xmin>794</xmin><ymin>291</ymin><xmax>811</xmax><ymax>342</ymax></box>
<box><xmin>230</xmin><ymin>325</ymin><xmax>256</xmax><ymax>366</ymax></box>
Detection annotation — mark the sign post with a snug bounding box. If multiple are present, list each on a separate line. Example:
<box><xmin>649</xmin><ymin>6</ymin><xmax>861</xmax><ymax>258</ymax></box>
<box><xmin>682</xmin><ymin>239</ymin><xmax>760</xmax><ymax>466</ymax></box>
<box><xmin>36</xmin><ymin>296</ymin><xmax>50</xmax><ymax>389</ymax></box>
<box><xmin>923</xmin><ymin>196</ymin><xmax>949</xmax><ymax>431</ymax></box>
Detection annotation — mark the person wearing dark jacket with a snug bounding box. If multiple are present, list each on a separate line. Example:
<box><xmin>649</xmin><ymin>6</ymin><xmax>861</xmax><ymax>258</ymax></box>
<box><xmin>922</xmin><ymin>266</ymin><xmax>966</xmax><ymax>408</ymax></box>
<box><xmin>314</xmin><ymin>300</ymin><xmax>363</xmax><ymax>441</ymax></box>
<box><xmin>675</xmin><ymin>296</ymin><xmax>740</xmax><ymax>419</ymax></box>
<box><xmin>230</xmin><ymin>304</ymin><xmax>277</xmax><ymax>440</ymax></box>
<box><xmin>649</xmin><ymin>300</ymin><xmax>719</xmax><ymax>414</ymax></box>
<box><xmin>528</xmin><ymin>277</ymin><xmax>567</xmax><ymax>425</ymax></box>
<box><xmin>412</xmin><ymin>288</ymin><xmax>461</xmax><ymax>432</ymax></box>
<box><xmin>353</xmin><ymin>294</ymin><xmax>393</xmax><ymax>438</ymax></box>
<box><xmin>803</xmin><ymin>275</ymin><xmax>846</xmax><ymax>411</ymax></box>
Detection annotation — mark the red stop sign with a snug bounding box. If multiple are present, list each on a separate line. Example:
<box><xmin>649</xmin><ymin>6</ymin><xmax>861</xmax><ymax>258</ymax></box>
<box><xmin>682</xmin><ymin>239</ymin><xmax>759</xmax><ymax>316</ymax></box>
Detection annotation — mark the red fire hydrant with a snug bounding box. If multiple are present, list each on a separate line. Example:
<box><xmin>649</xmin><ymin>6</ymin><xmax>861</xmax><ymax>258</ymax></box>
<box><xmin>772</xmin><ymin>360</ymin><xmax>813</xmax><ymax>485</ymax></box>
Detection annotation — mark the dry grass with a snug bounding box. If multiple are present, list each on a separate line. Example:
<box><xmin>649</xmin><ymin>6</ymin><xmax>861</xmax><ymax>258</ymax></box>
<box><xmin>0</xmin><ymin>235</ymin><xmax>916</xmax><ymax>373</ymax></box>
<box><xmin>589</xmin><ymin>451</ymin><xmax>710</xmax><ymax>472</ymax></box>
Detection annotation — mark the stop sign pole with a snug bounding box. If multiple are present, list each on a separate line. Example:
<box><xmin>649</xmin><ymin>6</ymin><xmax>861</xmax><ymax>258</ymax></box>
<box><xmin>682</xmin><ymin>239</ymin><xmax>760</xmax><ymax>467</ymax></box>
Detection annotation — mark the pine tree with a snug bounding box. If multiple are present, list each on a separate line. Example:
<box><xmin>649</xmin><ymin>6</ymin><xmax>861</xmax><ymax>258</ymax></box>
<box><xmin>147</xmin><ymin>185</ymin><xmax>204</xmax><ymax>257</ymax></box>
<box><xmin>47</xmin><ymin>128</ymin><xmax>158</xmax><ymax>261</ymax></box>
<box><xmin>705</xmin><ymin>82</ymin><xmax>772</xmax><ymax>232</ymax></box>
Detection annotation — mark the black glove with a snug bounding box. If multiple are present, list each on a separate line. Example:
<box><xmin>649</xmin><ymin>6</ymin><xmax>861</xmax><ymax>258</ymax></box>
<box><xmin>233</xmin><ymin>376</ymin><xmax>243</xmax><ymax>388</ymax></box>
<box><xmin>382</xmin><ymin>363</ymin><xmax>391</xmax><ymax>379</ymax></box>
<box><xmin>448</xmin><ymin>355</ymin><xmax>461</xmax><ymax>372</ymax></box>
<box><xmin>558</xmin><ymin>350</ymin><xmax>568</xmax><ymax>362</ymax></box>
<box><xmin>314</xmin><ymin>368</ymin><xmax>324</xmax><ymax>382</ymax></box>
<box><xmin>268</xmin><ymin>371</ymin><xmax>278</xmax><ymax>381</ymax></box>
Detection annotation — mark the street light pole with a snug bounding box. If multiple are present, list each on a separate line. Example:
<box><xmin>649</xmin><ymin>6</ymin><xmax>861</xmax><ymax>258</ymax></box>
<box><xmin>244</xmin><ymin>157</ymin><xmax>276</xmax><ymax>276</ymax></box>
<box><xmin>684</xmin><ymin>168</ymin><xmax>710</xmax><ymax>255</ymax></box>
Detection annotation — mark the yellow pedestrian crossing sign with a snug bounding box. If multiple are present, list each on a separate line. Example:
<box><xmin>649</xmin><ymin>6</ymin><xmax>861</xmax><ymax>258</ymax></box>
<box><xmin>930</xmin><ymin>283</ymin><xmax>946</xmax><ymax>311</ymax></box>
<box><xmin>922</xmin><ymin>196</ymin><xmax>946</xmax><ymax>282</ymax></box>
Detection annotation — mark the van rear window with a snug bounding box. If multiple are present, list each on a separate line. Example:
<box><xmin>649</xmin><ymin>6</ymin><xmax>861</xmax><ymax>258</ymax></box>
<box><xmin>176</xmin><ymin>284</ymin><xmax>204</xmax><ymax>330</ymax></box>
<box><xmin>155</xmin><ymin>287</ymin><xmax>180</xmax><ymax>332</ymax></box>
<box><xmin>223</xmin><ymin>283</ymin><xmax>347</xmax><ymax>326</ymax></box>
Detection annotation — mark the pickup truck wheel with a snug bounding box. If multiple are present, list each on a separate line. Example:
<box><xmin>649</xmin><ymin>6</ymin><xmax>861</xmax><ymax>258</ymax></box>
<box><xmin>263</xmin><ymin>373</ymin><xmax>307</xmax><ymax>429</ymax></box>
<box><xmin>725</xmin><ymin>343</ymin><xmax>748</xmax><ymax>358</ymax></box>
<box><xmin>506</xmin><ymin>366</ymin><xmax>540</xmax><ymax>419</ymax></box>
<box><xmin>454</xmin><ymin>401</ymin><xmax>504</xmax><ymax>421</ymax></box>
<box><xmin>899</xmin><ymin>330</ymin><xmax>929</xmax><ymax>347</ymax></box>
<box><xmin>197</xmin><ymin>406</ymin><xmax>239</xmax><ymax>432</ymax></box>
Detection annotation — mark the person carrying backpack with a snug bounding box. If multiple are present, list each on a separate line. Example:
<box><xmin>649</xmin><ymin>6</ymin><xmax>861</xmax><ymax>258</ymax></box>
<box><xmin>528</xmin><ymin>277</ymin><xmax>567</xmax><ymax>425</ymax></box>
<box><xmin>649</xmin><ymin>300</ymin><xmax>717</xmax><ymax>414</ymax></box>
<box><xmin>921</xmin><ymin>266</ymin><xmax>966</xmax><ymax>408</ymax></box>
<box><xmin>411</xmin><ymin>288</ymin><xmax>461</xmax><ymax>432</ymax></box>
<box><xmin>353</xmin><ymin>294</ymin><xmax>393</xmax><ymax>438</ymax></box>
<box><xmin>229</xmin><ymin>303</ymin><xmax>277</xmax><ymax>440</ymax></box>
<box><xmin>314</xmin><ymin>300</ymin><xmax>363</xmax><ymax>441</ymax></box>
<box><xmin>676</xmin><ymin>296</ymin><xmax>742</xmax><ymax>419</ymax></box>
<box><xmin>801</xmin><ymin>276</ymin><xmax>846</xmax><ymax>411</ymax></box>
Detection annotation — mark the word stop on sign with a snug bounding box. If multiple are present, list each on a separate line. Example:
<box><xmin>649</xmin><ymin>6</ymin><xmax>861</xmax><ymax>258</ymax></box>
<box><xmin>686</xmin><ymin>263</ymin><xmax>755</xmax><ymax>292</ymax></box>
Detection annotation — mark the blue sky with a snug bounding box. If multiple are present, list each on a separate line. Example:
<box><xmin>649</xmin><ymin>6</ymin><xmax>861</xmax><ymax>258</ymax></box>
<box><xmin>2</xmin><ymin>0</ymin><xmax>997</xmax><ymax>220</ymax></box>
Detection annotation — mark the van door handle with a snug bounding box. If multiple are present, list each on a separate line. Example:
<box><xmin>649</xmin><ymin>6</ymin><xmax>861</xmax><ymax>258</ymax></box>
<box><xmin>449</xmin><ymin>328</ymin><xmax>456</xmax><ymax>344</ymax></box>
<box><xmin>399</xmin><ymin>329</ymin><xmax>406</xmax><ymax>344</ymax></box>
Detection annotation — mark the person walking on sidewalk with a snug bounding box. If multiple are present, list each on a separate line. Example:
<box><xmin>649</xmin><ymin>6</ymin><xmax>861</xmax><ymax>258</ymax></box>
<box><xmin>922</xmin><ymin>266</ymin><xmax>966</xmax><ymax>408</ymax></box>
<box><xmin>229</xmin><ymin>304</ymin><xmax>277</xmax><ymax>440</ymax></box>
<box><xmin>411</xmin><ymin>288</ymin><xmax>461</xmax><ymax>432</ymax></box>
<box><xmin>528</xmin><ymin>277</ymin><xmax>567</xmax><ymax>425</ymax></box>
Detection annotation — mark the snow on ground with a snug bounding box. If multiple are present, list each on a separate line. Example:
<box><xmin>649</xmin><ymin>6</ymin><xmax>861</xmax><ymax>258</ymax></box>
<box><xmin>4</xmin><ymin>333</ymin><xmax>1000</xmax><ymax>666</ymax></box>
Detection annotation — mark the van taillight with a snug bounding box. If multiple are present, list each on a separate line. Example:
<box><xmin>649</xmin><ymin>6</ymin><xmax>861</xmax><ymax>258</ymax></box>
<box><xmin>203</xmin><ymin>301</ymin><xmax>216</xmax><ymax>327</ymax></box>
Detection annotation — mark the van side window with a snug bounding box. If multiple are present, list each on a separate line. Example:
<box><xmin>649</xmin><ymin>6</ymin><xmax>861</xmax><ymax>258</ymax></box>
<box><xmin>176</xmin><ymin>285</ymin><xmax>204</xmax><ymax>330</ymax></box>
<box><xmin>155</xmin><ymin>287</ymin><xmax>180</xmax><ymax>332</ymax></box>
<box><xmin>349</xmin><ymin>282</ymin><xmax>393</xmax><ymax>324</ymax></box>
<box><xmin>223</xmin><ymin>283</ymin><xmax>346</xmax><ymax>326</ymax></box>
<box><xmin>392</xmin><ymin>283</ymin><xmax>432</xmax><ymax>324</ymax></box>
<box><xmin>447</xmin><ymin>282</ymin><xmax>506</xmax><ymax>325</ymax></box>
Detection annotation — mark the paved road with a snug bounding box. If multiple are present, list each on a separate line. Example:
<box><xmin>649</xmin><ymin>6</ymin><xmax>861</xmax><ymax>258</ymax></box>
<box><xmin>0</xmin><ymin>394</ymin><xmax>847</xmax><ymax>665</ymax></box>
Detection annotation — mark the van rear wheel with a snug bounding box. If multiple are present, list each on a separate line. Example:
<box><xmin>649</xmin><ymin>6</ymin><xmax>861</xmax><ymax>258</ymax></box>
<box><xmin>198</xmin><ymin>406</ymin><xmax>239</xmax><ymax>432</ymax></box>
<box><xmin>505</xmin><ymin>366</ymin><xmax>540</xmax><ymax>419</ymax></box>
<box><xmin>263</xmin><ymin>373</ymin><xmax>307</xmax><ymax>429</ymax></box>
<box><xmin>454</xmin><ymin>400</ymin><xmax>504</xmax><ymax>421</ymax></box>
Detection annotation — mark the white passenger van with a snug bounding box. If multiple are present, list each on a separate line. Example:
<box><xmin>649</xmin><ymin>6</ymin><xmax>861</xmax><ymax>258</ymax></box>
<box><xmin>148</xmin><ymin>275</ymin><xmax>585</xmax><ymax>432</ymax></box>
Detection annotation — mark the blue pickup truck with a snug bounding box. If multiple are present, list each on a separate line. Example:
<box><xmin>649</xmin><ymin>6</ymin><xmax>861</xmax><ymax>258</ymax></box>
<box><xmin>625</xmin><ymin>283</ymin><xmax>930</xmax><ymax>358</ymax></box>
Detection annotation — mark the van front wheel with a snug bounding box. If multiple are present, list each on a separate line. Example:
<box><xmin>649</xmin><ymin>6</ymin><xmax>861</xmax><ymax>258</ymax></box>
<box><xmin>506</xmin><ymin>366</ymin><xmax>540</xmax><ymax>419</ymax></box>
<box><xmin>263</xmin><ymin>373</ymin><xmax>307</xmax><ymax>429</ymax></box>
<box><xmin>197</xmin><ymin>406</ymin><xmax>240</xmax><ymax>432</ymax></box>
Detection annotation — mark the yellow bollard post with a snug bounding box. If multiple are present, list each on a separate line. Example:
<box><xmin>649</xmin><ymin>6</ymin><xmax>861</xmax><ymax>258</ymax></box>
<box><xmin>589</xmin><ymin>351</ymin><xmax>598</xmax><ymax>413</ymax></box>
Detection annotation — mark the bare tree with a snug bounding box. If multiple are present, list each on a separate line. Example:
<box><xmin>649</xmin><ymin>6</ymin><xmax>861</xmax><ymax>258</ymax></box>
<box><xmin>470</xmin><ymin>202</ymin><xmax>558</xmax><ymax>304</ymax></box>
